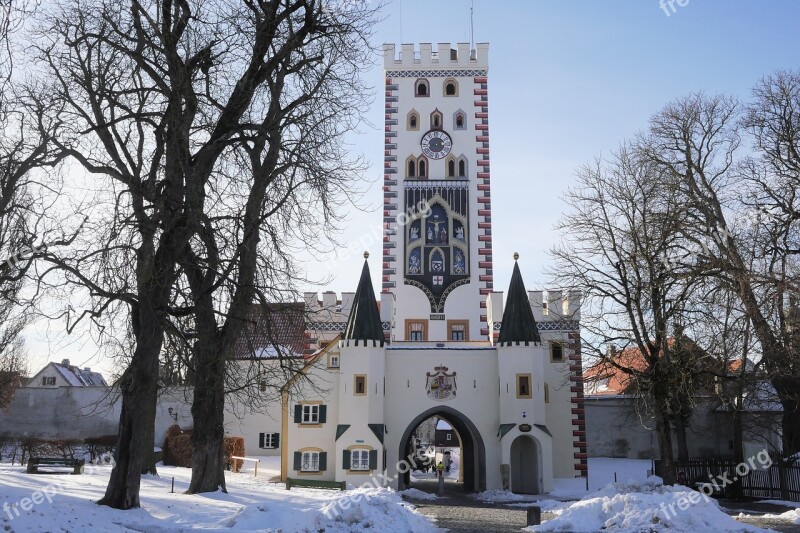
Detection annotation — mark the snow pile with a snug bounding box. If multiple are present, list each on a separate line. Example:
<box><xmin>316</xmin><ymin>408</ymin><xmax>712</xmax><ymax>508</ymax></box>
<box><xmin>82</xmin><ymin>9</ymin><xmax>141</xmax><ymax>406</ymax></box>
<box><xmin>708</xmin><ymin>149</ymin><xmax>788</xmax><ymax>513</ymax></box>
<box><xmin>474</xmin><ymin>489</ymin><xmax>539</xmax><ymax>503</ymax></box>
<box><xmin>740</xmin><ymin>508</ymin><xmax>800</xmax><ymax>525</ymax></box>
<box><xmin>528</xmin><ymin>477</ymin><xmax>763</xmax><ymax>533</ymax></box>
<box><xmin>400</xmin><ymin>488</ymin><xmax>438</xmax><ymax>501</ymax></box>
<box><xmin>321</xmin><ymin>487</ymin><xmax>436</xmax><ymax>531</ymax></box>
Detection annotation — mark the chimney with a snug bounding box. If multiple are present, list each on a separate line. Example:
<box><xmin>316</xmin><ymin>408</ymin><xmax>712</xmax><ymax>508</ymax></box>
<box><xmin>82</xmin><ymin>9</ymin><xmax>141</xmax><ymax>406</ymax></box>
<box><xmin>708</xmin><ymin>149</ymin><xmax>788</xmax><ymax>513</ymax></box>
<box><xmin>61</xmin><ymin>359</ymin><xmax>70</xmax><ymax>367</ymax></box>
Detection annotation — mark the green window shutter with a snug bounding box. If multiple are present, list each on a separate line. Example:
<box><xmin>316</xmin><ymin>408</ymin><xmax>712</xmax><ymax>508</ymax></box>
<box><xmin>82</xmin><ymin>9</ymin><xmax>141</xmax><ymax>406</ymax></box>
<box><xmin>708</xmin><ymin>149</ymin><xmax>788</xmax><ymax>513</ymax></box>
<box><xmin>342</xmin><ymin>450</ymin><xmax>351</xmax><ymax>470</ymax></box>
<box><xmin>319</xmin><ymin>452</ymin><xmax>327</xmax><ymax>472</ymax></box>
<box><xmin>369</xmin><ymin>450</ymin><xmax>378</xmax><ymax>470</ymax></box>
<box><xmin>258</xmin><ymin>433</ymin><xmax>265</xmax><ymax>449</ymax></box>
<box><xmin>294</xmin><ymin>404</ymin><xmax>302</xmax><ymax>423</ymax></box>
<box><xmin>273</xmin><ymin>433</ymin><xmax>280</xmax><ymax>449</ymax></box>
<box><xmin>293</xmin><ymin>451</ymin><xmax>302</xmax><ymax>471</ymax></box>
<box><xmin>319</xmin><ymin>405</ymin><xmax>327</xmax><ymax>423</ymax></box>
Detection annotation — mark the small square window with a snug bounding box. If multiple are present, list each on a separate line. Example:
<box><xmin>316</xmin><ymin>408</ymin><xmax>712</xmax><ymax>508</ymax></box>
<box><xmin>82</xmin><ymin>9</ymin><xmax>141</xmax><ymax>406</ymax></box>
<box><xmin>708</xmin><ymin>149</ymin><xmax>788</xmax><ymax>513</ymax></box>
<box><xmin>406</xmin><ymin>320</ymin><xmax>428</xmax><ymax>341</ymax></box>
<box><xmin>302</xmin><ymin>404</ymin><xmax>320</xmax><ymax>424</ymax></box>
<box><xmin>351</xmin><ymin>449</ymin><xmax>369</xmax><ymax>471</ymax></box>
<box><xmin>262</xmin><ymin>432</ymin><xmax>278</xmax><ymax>449</ymax></box>
<box><xmin>328</xmin><ymin>354</ymin><xmax>340</xmax><ymax>368</ymax></box>
<box><xmin>551</xmin><ymin>342</ymin><xmax>564</xmax><ymax>362</ymax></box>
<box><xmin>448</xmin><ymin>320</ymin><xmax>468</xmax><ymax>341</ymax></box>
<box><xmin>517</xmin><ymin>374</ymin><xmax>532</xmax><ymax>399</ymax></box>
<box><xmin>354</xmin><ymin>375</ymin><xmax>367</xmax><ymax>396</ymax></box>
<box><xmin>446</xmin><ymin>433</ymin><xmax>452</xmax><ymax>441</ymax></box>
<box><xmin>301</xmin><ymin>451</ymin><xmax>319</xmax><ymax>472</ymax></box>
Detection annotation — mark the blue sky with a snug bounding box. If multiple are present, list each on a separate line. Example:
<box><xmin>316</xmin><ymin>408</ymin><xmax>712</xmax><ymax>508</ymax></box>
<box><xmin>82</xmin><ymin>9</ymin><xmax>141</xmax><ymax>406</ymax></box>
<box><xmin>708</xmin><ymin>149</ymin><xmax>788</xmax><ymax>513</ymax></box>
<box><xmin>308</xmin><ymin>0</ymin><xmax>800</xmax><ymax>292</ymax></box>
<box><xmin>26</xmin><ymin>0</ymin><xmax>800</xmax><ymax>376</ymax></box>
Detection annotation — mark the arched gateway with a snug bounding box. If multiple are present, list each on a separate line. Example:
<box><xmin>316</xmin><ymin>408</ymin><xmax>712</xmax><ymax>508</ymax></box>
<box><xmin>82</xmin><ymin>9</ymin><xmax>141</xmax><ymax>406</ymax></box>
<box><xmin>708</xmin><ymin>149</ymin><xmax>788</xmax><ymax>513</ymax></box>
<box><xmin>398</xmin><ymin>406</ymin><xmax>486</xmax><ymax>492</ymax></box>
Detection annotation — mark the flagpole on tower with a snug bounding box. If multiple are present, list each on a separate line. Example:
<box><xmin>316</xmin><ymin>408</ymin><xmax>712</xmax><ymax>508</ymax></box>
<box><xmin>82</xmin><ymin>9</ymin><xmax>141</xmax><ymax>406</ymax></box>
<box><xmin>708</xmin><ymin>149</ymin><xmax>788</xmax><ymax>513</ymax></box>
<box><xmin>470</xmin><ymin>0</ymin><xmax>474</xmax><ymax>49</ymax></box>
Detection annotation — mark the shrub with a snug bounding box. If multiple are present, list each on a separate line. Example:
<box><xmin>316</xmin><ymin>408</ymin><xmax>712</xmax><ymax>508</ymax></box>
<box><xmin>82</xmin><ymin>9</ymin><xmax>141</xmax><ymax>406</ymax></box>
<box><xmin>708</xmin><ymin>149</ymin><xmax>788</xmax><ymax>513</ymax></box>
<box><xmin>162</xmin><ymin>428</ymin><xmax>245</xmax><ymax>472</ymax></box>
<box><xmin>225</xmin><ymin>437</ymin><xmax>245</xmax><ymax>472</ymax></box>
<box><xmin>85</xmin><ymin>435</ymin><xmax>117</xmax><ymax>461</ymax></box>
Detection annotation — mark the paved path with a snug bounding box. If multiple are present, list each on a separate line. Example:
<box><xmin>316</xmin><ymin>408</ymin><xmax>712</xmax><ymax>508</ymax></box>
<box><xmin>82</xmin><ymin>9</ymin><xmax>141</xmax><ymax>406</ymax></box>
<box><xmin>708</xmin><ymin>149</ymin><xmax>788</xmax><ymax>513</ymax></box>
<box><xmin>405</xmin><ymin>480</ymin><xmax>536</xmax><ymax>532</ymax></box>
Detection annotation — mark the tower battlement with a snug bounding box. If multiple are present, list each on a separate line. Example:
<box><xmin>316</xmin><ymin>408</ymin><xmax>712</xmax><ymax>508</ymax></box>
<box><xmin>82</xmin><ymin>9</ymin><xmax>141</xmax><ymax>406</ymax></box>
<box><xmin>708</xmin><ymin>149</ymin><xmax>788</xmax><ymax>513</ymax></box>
<box><xmin>383</xmin><ymin>42</ymin><xmax>489</xmax><ymax>71</ymax></box>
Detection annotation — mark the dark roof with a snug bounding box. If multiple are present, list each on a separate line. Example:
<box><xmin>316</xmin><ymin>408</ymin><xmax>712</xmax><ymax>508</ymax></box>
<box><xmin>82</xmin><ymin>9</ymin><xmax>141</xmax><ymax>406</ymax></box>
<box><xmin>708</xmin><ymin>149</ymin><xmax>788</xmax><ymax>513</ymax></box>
<box><xmin>498</xmin><ymin>261</ymin><xmax>541</xmax><ymax>345</ymax></box>
<box><xmin>52</xmin><ymin>363</ymin><xmax>108</xmax><ymax>386</ymax></box>
<box><xmin>343</xmin><ymin>258</ymin><xmax>384</xmax><ymax>346</ymax></box>
<box><xmin>231</xmin><ymin>303</ymin><xmax>306</xmax><ymax>359</ymax></box>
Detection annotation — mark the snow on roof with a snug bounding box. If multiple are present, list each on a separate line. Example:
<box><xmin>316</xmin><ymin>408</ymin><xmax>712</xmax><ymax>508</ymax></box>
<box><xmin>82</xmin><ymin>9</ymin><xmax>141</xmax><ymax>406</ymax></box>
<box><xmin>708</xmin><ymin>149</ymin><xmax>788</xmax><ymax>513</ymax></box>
<box><xmin>51</xmin><ymin>362</ymin><xmax>108</xmax><ymax>386</ymax></box>
<box><xmin>436</xmin><ymin>420</ymin><xmax>452</xmax><ymax>430</ymax></box>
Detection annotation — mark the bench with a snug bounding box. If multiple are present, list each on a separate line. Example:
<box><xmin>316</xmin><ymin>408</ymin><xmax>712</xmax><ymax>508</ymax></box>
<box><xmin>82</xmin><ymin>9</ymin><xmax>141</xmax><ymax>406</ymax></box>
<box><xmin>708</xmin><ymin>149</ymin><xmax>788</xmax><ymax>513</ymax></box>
<box><xmin>27</xmin><ymin>457</ymin><xmax>85</xmax><ymax>475</ymax></box>
<box><xmin>285</xmin><ymin>477</ymin><xmax>345</xmax><ymax>491</ymax></box>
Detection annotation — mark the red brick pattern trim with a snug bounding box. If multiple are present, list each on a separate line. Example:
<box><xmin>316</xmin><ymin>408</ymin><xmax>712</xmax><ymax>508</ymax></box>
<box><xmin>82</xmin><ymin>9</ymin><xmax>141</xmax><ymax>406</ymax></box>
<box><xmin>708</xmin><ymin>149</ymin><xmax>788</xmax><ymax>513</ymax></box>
<box><xmin>474</xmin><ymin>76</ymin><xmax>492</xmax><ymax>339</ymax></box>
<box><xmin>568</xmin><ymin>329</ymin><xmax>587</xmax><ymax>476</ymax></box>
<box><xmin>383</xmin><ymin>77</ymin><xmax>399</xmax><ymax>292</ymax></box>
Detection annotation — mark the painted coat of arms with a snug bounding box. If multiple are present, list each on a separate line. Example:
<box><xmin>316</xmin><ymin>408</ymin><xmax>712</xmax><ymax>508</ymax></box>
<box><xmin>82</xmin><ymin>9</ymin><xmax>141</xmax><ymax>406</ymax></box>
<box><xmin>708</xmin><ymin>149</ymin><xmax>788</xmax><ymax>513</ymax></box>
<box><xmin>426</xmin><ymin>365</ymin><xmax>457</xmax><ymax>401</ymax></box>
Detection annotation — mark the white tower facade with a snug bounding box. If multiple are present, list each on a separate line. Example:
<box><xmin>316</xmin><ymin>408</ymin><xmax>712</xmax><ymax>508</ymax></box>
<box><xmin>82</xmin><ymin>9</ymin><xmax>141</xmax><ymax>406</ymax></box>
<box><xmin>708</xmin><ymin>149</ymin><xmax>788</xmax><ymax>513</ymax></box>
<box><xmin>382</xmin><ymin>43</ymin><xmax>493</xmax><ymax>343</ymax></box>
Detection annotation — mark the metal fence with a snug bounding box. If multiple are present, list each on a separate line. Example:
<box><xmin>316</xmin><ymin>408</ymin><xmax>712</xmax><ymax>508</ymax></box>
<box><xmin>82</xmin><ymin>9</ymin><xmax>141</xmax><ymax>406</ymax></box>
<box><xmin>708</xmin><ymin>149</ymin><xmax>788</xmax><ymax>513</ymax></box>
<box><xmin>656</xmin><ymin>458</ymin><xmax>800</xmax><ymax>502</ymax></box>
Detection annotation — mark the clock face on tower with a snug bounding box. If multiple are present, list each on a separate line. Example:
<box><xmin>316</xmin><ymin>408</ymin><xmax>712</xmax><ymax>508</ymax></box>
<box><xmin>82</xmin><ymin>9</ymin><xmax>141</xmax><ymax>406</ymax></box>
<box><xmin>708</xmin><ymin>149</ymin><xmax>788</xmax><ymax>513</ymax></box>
<box><xmin>420</xmin><ymin>130</ymin><xmax>453</xmax><ymax>160</ymax></box>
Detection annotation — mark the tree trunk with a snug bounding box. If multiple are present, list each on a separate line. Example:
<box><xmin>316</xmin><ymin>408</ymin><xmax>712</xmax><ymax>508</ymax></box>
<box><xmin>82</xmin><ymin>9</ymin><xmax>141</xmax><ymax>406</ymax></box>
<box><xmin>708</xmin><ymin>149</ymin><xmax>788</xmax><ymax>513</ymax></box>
<box><xmin>775</xmin><ymin>375</ymin><xmax>800</xmax><ymax>456</ymax></box>
<box><xmin>653</xmin><ymin>391</ymin><xmax>677</xmax><ymax>485</ymax></box>
<box><xmin>187</xmin><ymin>339</ymin><xmax>227</xmax><ymax>494</ymax></box>
<box><xmin>674</xmin><ymin>414</ymin><xmax>690</xmax><ymax>463</ymax></box>
<box><xmin>140</xmin><ymin>380</ymin><xmax>159</xmax><ymax>476</ymax></box>
<box><xmin>98</xmin><ymin>336</ymin><xmax>160</xmax><ymax>508</ymax></box>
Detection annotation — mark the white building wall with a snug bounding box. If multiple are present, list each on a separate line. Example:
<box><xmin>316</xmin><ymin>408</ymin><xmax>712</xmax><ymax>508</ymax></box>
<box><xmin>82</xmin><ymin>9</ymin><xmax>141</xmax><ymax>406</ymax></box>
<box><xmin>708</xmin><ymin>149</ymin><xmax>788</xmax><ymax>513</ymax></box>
<box><xmin>384</xmin><ymin>345</ymin><xmax>501</xmax><ymax>490</ymax></box>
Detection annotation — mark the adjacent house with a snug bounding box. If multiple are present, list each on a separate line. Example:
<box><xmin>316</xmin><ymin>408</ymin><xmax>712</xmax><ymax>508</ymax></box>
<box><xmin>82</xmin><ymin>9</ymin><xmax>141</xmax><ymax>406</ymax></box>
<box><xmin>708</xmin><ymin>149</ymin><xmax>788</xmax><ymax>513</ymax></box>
<box><xmin>26</xmin><ymin>359</ymin><xmax>108</xmax><ymax>388</ymax></box>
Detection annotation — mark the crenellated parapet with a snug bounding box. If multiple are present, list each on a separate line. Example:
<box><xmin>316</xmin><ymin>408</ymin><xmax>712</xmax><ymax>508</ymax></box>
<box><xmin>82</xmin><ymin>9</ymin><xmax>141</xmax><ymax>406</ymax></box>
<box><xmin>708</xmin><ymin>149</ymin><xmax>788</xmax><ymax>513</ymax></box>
<box><xmin>383</xmin><ymin>42</ymin><xmax>489</xmax><ymax>74</ymax></box>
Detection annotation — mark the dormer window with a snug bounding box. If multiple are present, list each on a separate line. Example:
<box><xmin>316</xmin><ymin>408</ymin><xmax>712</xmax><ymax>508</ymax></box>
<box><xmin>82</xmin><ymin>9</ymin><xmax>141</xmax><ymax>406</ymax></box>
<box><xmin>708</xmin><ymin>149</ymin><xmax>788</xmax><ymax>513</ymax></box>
<box><xmin>415</xmin><ymin>79</ymin><xmax>429</xmax><ymax>97</ymax></box>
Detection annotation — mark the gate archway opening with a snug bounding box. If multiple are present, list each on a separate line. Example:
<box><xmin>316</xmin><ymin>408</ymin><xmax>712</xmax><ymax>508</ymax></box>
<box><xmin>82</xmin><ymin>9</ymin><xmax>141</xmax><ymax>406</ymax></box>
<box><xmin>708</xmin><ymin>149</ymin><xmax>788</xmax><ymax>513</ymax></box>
<box><xmin>398</xmin><ymin>406</ymin><xmax>486</xmax><ymax>493</ymax></box>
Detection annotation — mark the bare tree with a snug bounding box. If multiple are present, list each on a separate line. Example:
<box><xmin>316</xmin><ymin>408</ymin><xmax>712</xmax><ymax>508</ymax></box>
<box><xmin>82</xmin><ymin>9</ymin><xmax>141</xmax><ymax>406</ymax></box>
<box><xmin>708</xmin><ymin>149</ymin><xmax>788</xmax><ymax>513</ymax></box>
<box><xmin>0</xmin><ymin>0</ymin><xmax>64</xmax><ymax>410</ymax></box>
<box><xmin>551</xmin><ymin>144</ymin><xmax>702</xmax><ymax>484</ymax></box>
<box><xmin>170</xmin><ymin>1</ymin><xmax>376</xmax><ymax>494</ymax></box>
<box><xmin>36</xmin><ymin>0</ymin><xmax>375</xmax><ymax>507</ymax></box>
<box><xmin>646</xmin><ymin>92</ymin><xmax>800</xmax><ymax>457</ymax></box>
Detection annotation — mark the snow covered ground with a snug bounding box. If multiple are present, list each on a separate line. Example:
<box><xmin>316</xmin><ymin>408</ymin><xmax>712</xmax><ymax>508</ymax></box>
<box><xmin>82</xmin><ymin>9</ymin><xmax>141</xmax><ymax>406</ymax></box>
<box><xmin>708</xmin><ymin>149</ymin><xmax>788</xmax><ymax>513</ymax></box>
<box><xmin>527</xmin><ymin>477</ymin><xmax>765</xmax><ymax>533</ymax></box>
<box><xmin>0</xmin><ymin>461</ymin><xmax>439</xmax><ymax>532</ymax></box>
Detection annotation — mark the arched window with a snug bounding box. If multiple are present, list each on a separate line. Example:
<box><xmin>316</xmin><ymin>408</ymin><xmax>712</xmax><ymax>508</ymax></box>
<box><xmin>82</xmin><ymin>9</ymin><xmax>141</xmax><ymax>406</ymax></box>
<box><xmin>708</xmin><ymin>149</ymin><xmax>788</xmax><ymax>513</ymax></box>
<box><xmin>415</xmin><ymin>79</ymin><xmax>429</xmax><ymax>97</ymax></box>
<box><xmin>418</xmin><ymin>157</ymin><xmax>427</xmax><ymax>178</ymax></box>
<box><xmin>443</xmin><ymin>78</ymin><xmax>458</xmax><ymax>96</ymax></box>
<box><xmin>407</xmin><ymin>110</ymin><xmax>419</xmax><ymax>131</ymax></box>
<box><xmin>448</xmin><ymin>159</ymin><xmax>456</xmax><ymax>178</ymax></box>
<box><xmin>430</xmin><ymin>109</ymin><xmax>443</xmax><ymax>130</ymax></box>
<box><xmin>458</xmin><ymin>159</ymin><xmax>466</xmax><ymax>177</ymax></box>
<box><xmin>453</xmin><ymin>110</ymin><xmax>467</xmax><ymax>130</ymax></box>
<box><xmin>407</xmin><ymin>157</ymin><xmax>416</xmax><ymax>178</ymax></box>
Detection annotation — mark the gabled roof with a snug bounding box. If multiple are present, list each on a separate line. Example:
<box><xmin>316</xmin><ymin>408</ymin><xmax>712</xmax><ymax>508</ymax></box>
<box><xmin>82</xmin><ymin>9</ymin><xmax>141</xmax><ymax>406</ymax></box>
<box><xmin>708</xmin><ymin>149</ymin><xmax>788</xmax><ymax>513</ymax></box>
<box><xmin>231</xmin><ymin>303</ymin><xmax>306</xmax><ymax>359</ymax></box>
<box><xmin>343</xmin><ymin>255</ymin><xmax>384</xmax><ymax>346</ymax></box>
<box><xmin>498</xmin><ymin>259</ymin><xmax>541</xmax><ymax>345</ymax></box>
<box><xmin>31</xmin><ymin>361</ymin><xmax>108</xmax><ymax>387</ymax></box>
